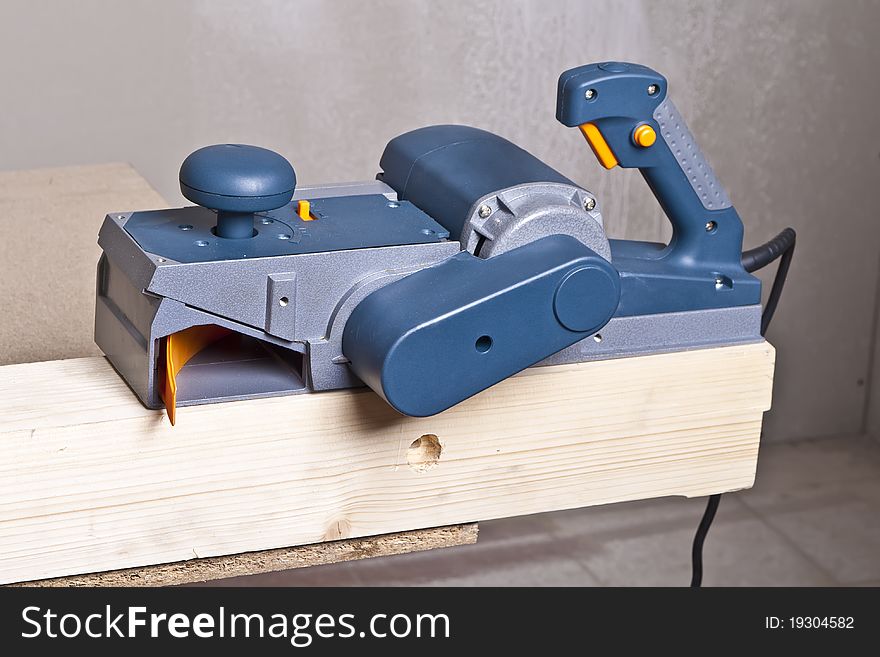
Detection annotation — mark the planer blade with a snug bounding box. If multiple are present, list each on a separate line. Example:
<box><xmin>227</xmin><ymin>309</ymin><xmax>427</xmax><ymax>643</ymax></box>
<box><xmin>161</xmin><ymin>325</ymin><xmax>232</xmax><ymax>425</ymax></box>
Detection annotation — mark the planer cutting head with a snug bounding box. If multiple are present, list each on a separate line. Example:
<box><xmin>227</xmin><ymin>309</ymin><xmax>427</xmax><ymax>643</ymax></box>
<box><xmin>95</xmin><ymin>62</ymin><xmax>764</xmax><ymax>423</ymax></box>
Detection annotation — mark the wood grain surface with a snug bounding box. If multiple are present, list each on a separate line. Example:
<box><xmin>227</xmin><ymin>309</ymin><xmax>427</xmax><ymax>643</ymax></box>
<box><xmin>0</xmin><ymin>343</ymin><xmax>774</xmax><ymax>584</ymax></box>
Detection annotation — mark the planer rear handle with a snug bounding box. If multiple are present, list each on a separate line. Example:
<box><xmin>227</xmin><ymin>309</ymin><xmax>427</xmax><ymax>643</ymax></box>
<box><xmin>556</xmin><ymin>61</ymin><xmax>746</xmax><ymax>270</ymax></box>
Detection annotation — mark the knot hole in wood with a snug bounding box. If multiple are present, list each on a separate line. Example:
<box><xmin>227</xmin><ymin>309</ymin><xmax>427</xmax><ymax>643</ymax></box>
<box><xmin>407</xmin><ymin>434</ymin><xmax>442</xmax><ymax>473</ymax></box>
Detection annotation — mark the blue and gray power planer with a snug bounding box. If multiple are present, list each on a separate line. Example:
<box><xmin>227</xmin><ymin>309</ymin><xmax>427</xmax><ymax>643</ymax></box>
<box><xmin>95</xmin><ymin>62</ymin><xmax>764</xmax><ymax>424</ymax></box>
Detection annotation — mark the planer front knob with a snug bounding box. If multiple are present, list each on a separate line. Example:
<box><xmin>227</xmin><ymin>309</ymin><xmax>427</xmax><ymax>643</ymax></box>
<box><xmin>179</xmin><ymin>144</ymin><xmax>297</xmax><ymax>239</ymax></box>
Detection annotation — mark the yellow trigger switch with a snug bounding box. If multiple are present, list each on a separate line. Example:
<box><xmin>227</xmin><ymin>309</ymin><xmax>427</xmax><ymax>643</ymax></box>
<box><xmin>579</xmin><ymin>123</ymin><xmax>619</xmax><ymax>169</ymax></box>
<box><xmin>633</xmin><ymin>124</ymin><xmax>657</xmax><ymax>148</ymax></box>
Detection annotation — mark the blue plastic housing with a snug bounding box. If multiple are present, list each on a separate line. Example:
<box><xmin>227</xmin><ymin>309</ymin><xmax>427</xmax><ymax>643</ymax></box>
<box><xmin>342</xmin><ymin>235</ymin><xmax>620</xmax><ymax>416</ymax></box>
<box><xmin>380</xmin><ymin>125</ymin><xmax>573</xmax><ymax>240</ymax></box>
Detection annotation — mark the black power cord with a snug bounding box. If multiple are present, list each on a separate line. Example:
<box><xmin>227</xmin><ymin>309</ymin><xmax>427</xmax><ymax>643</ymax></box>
<box><xmin>690</xmin><ymin>493</ymin><xmax>721</xmax><ymax>587</ymax></box>
<box><xmin>689</xmin><ymin>227</ymin><xmax>797</xmax><ymax>587</ymax></box>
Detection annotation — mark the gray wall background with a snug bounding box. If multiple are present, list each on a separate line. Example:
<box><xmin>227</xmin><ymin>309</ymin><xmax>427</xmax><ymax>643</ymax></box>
<box><xmin>1</xmin><ymin>0</ymin><xmax>878</xmax><ymax>442</ymax></box>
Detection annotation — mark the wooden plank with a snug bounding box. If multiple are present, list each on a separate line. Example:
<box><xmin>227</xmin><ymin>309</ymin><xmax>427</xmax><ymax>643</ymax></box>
<box><xmin>9</xmin><ymin>524</ymin><xmax>478</xmax><ymax>587</ymax></box>
<box><xmin>0</xmin><ymin>163</ymin><xmax>167</xmax><ymax>366</ymax></box>
<box><xmin>0</xmin><ymin>342</ymin><xmax>774</xmax><ymax>585</ymax></box>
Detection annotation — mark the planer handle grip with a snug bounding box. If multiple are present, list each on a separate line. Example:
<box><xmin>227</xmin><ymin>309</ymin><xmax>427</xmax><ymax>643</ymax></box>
<box><xmin>556</xmin><ymin>62</ymin><xmax>745</xmax><ymax>269</ymax></box>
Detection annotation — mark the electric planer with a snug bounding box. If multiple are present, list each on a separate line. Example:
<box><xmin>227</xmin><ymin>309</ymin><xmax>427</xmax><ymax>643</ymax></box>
<box><xmin>95</xmin><ymin>62</ymin><xmax>764</xmax><ymax>424</ymax></box>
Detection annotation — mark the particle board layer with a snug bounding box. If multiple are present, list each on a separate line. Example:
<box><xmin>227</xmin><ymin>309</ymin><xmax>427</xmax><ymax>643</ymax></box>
<box><xmin>0</xmin><ymin>342</ymin><xmax>775</xmax><ymax>584</ymax></box>
<box><xmin>0</xmin><ymin>163</ymin><xmax>167</xmax><ymax>366</ymax></box>
<box><xmin>11</xmin><ymin>524</ymin><xmax>479</xmax><ymax>587</ymax></box>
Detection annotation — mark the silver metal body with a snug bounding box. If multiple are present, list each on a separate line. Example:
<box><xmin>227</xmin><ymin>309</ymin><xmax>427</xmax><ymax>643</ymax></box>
<box><xmin>460</xmin><ymin>182</ymin><xmax>610</xmax><ymax>260</ymax></box>
<box><xmin>95</xmin><ymin>179</ymin><xmax>762</xmax><ymax>411</ymax></box>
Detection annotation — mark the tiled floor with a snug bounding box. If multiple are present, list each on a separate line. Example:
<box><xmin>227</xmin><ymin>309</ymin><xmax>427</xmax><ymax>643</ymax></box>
<box><xmin>207</xmin><ymin>435</ymin><xmax>880</xmax><ymax>587</ymax></box>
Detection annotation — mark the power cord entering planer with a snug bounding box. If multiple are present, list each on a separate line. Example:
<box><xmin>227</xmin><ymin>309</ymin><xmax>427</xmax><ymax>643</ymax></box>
<box><xmin>689</xmin><ymin>227</ymin><xmax>797</xmax><ymax>587</ymax></box>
